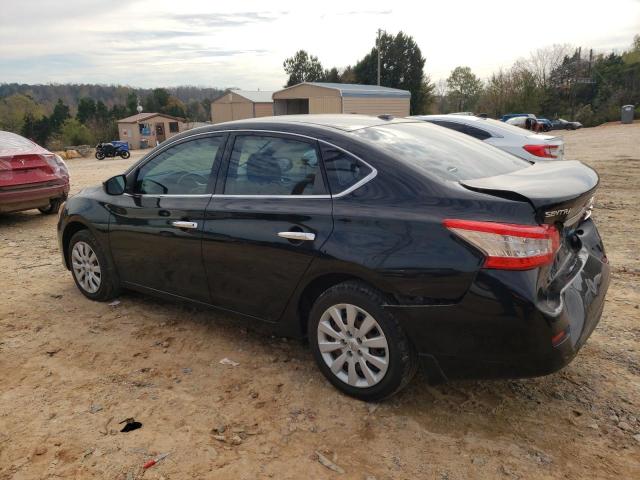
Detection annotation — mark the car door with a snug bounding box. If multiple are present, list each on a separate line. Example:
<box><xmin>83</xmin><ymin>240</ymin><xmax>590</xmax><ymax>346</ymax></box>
<box><xmin>202</xmin><ymin>132</ymin><xmax>333</xmax><ymax>322</ymax></box>
<box><xmin>108</xmin><ymin>134</ymin><xmax>226</xmax><ymax>303</ymax></box>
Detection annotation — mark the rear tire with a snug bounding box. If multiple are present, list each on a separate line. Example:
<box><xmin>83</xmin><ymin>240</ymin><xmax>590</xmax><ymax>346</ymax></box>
<box><xmin>68</xmin><ymin>229</ymin><xmax>120</xmax><ymax>301</ymax></box>
<box><xmin>308</xmin><ymin>281</ymin><xmax>417</xmax><ymax>401</ymax></box>
<box><xmin>95</xmin><ymin>151</ymin><xmax>105</xmax><ymax>160</ymax></box>
<box><xmin>38</xmin><ymin>197</ymin><xmax>64</xmax><ymax>215</ymax></box>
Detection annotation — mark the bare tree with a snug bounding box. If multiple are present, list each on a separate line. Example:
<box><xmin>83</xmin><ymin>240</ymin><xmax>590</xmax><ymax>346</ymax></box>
<box><xmin>434</xmin><ymin>79</ymin><xmax>448</xmax><ymax>113</ymax></box>
<box><xmin>527</xmin><ymin>44</ymin><xmax>573</xmax><ymax>88</ymax></box>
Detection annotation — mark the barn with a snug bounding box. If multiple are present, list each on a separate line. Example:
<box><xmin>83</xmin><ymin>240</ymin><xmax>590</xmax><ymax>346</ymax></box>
<box><xmin>272</xmin><ymin>82</ymin><xmax>411</xmax><ymax>117</ymax></box>
<box><xmin>211</xmin><ymin>90</ymin><xmax>274</xmax><ymax>124</ymax></box>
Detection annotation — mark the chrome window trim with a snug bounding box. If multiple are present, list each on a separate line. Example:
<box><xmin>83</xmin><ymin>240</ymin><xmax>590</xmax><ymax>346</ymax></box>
<box><xmin>123</xmin><ymin>193</ymin><xmax>212</xmax><ymax>199</ymax></box>
<box><xmin>129</xmin><ymin>128</ymin><xmax>377</xmax><ymax>199</ymax></box>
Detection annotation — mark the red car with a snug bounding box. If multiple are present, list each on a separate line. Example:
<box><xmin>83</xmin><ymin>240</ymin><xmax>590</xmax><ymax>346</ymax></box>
<box><xmin>0</xmin><ymin>131</ymin><xmax>69</xmax><ymax>214</ymax></box>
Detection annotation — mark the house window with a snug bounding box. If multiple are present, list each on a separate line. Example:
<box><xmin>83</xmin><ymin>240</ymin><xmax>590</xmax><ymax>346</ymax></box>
<box><xmin>169</xmin><ymin>122</ymin><xmax>179</xmax><ymax>133</ymax></box>
<box><xmin>139</xmin><ymin>123</ymin><xmax>151</xmax><ymax>135</ymax></box>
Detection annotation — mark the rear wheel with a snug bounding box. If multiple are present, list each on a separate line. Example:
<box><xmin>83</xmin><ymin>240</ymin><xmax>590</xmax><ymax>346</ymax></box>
<box><xmin>308</xmin><ymin>281</ymin><xmax>417</xmax><ymax>401</ymax></box>
<box><xmin>95</xmin><ymin>151</ymin><xmax>105</xmax><ymax>160</ymax></box>
<box><xmin>68</xmin><ymin>230</ymin><xmax>119</xmax><ymax>301</ymax></box>
<box><xmin>38</xmin><ymin>197</ymin><xmax>64</xmax><ymax>215</ymax></box>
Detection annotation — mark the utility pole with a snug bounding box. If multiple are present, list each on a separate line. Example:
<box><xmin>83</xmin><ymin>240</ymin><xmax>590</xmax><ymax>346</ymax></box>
<box><xmin>377</xmin><ymin>29</ymin><xmax>382</xmax><ymax>86</ymax></box>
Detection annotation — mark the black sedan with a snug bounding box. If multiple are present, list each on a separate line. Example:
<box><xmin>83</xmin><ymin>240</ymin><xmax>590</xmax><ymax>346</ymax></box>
<box><xmin>57</xmin><ymin>115</ymin><xmax>609</xmax><ymax>400</ymax></box>
<box><xmin>552</xmin><ymin>118</ymin><xmax>583</xmax><ymax>130</ymax></box>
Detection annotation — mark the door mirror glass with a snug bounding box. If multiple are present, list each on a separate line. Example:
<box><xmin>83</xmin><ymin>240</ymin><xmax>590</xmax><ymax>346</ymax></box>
<box><xmin>104</xmin><ymin>174</ymin><xmax>126</xmax><ymax>195</ymax></box>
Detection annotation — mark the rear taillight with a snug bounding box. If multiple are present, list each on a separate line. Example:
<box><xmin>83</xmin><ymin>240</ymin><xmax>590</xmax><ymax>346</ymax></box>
<box><xmin>523</xmin><ymin>144</ymin><xmax>559</xmax><ymax>158</ymax></box>
<box><xmin>44</xmin><ymin>154</ymin><xmax>69</xmax><ymax>177</ymax></box>
<box><xmin>443</xmin><ymin>219</ymin><xmax>560</xmax><ymax>270</ymax></box>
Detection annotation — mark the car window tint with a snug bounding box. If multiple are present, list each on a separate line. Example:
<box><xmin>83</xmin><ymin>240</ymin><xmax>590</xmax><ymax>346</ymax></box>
<box><xmin>429</xmin><ymin>120</ymin><xmax>466</xmax><ymax>133</ymax></box>
<box><xmin>464</xmin><ymin>125</ymin><xmax>492</xmax><ymax>140</ymax></box>
<box><xmin>354</xmin><ymin>123</ymin><xmax>529</xmax><ymax>182</ymax></box>
<box><xmin>320</xmin><ymin>145</ymin><xmax>372</xmax><ymax>194</ymax></box>
<box><xmin>135</xmin><ymin>136</ymin><xmax>222</xmax><ymax>195</ymax></box>
<box><xmin>224</xmin><ymin>135</ymin><xmax>323</xmax><ymax>196</ymax></box>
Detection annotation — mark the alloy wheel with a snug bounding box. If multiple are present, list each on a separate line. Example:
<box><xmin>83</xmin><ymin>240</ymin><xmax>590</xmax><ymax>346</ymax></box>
<box><xmin>317</xmin><ymin>303</ymin><xmax>389</xmax><ymax>388</ymax></box>
<box><xmin>71</xmin><ymin>241</ymin><xmax>102</xmax><ymax>293</ymax></box>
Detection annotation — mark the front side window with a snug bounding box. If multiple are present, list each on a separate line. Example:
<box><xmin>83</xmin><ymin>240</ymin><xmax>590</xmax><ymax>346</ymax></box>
<box><xmin>224</xmin><ymin>135</ymin><xmax>324</xmax><ymax>196</ymax></box>
<box><xmin>135</xmin><ymin>136</ymin><xmax>223</xmax><ymax>195</ymax></box>
<box><xmin>320</xmin><ymin>145</ymin><xmax>372</xmax><ymax>194</ymax></box>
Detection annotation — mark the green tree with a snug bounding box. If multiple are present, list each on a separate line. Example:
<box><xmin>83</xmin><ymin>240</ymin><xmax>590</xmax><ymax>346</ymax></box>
<box><xmin>95</xmin><ymin>100</ymin><xmax>109</xmax><ymax>121</ymax></box>
<box><xmin>353</xmin><ymin>31</ymin><xmax>433</xmax><ymax>114</ymax></box>
<box><xmin>283</xmin><ymin>50</ymin><xmax>325</xmax><ymax>87</ymax></box>
<box><xmin>33</xmin><ymin>116</ymin><xmax>52</xmax><ymax>146</ymax></box>
<box><xmin>76</xmin><ymin>97</ymin><xmax>96</xmax><ymax>124</ymax></box>
<box><xmin>164</xmin><ymin>96</ymin><xmax>186</xmax><ymax>118</ymax></box>
<box><xmin>60</xmin><ymin>118</ymin><xmax>93</xmax><ymax>146</ymax></box>
<box><xmin>50</xmin><ymin>99</ymin><xmax>71</xmax><ymax>131</ymax></box>
<box><xmin>446</xmin><ymin>66</ymin><xmax>483</xmax><ymax>112</ymax></box>
<box><xmin>187</xmin><ymin>100</ymin><xmax>208</xmax><ymax>122</ymax></box>
<box><xmin>0</xmin><ymin>93</ymin><xmax>44</xmax><ymax>133</ymax></box>
<box><xmin>323</xmin><ymin>67</ymin><xmax>341</xmax><ymax>83</ymax></box>
<box><xmin>126</xmin><ymin>91</ymin><xmax>139</xmax><ymax>115</ymax></box>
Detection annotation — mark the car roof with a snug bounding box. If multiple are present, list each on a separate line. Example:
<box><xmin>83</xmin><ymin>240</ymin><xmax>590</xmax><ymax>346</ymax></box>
<box><xmin>212</xmin><ymin>114</ymin><xmax>417</xmax><ymax>132</ymax></box>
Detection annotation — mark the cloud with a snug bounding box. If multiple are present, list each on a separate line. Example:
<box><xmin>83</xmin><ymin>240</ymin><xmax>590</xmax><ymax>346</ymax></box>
<box><xmin>173</xmin><ymin>11</ymin><xmax>283</xmax><ymax>28</ymax></box>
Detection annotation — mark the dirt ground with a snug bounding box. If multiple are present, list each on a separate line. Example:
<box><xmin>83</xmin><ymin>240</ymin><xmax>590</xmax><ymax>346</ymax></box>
<box><xmin>1</xmin><ymin>123</ymin><xmax>639</xmax><ymax>480</ymax></box>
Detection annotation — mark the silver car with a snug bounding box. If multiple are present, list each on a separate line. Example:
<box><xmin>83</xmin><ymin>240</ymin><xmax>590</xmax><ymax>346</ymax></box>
<box><xmin>412</xmin><ymin>114</ymin><xmax>564</xmax><ymax>162</ymax></box>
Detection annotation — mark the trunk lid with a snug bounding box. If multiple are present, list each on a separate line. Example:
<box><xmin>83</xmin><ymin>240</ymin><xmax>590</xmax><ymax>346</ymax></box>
<box><xmin>0</xmin><ymin>153</ymin><xmax>60</xmax><ymax>189</ymax></box>
<box><xmin>460</xmin><ymin>160</ymin><xmax>597</xmax><ymax>227</ymax></box>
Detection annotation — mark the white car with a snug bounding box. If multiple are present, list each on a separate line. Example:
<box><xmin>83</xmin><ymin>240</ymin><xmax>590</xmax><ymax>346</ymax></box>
<box><xmin>412</xmin><ymin>114</ymin><xmax>564</xmax><ymax>162</ymax></box>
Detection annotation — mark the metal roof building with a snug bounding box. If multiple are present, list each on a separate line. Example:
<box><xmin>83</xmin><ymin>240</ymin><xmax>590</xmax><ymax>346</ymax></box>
<box><xmin>211</xmin><ymin>89</ymin><xmax>274</xmax><ymax>124</ymax></box>
<box><xmin>272</xmin><ymin>82</ymin><xmax>410</xmax><ymax>117</ymax></box>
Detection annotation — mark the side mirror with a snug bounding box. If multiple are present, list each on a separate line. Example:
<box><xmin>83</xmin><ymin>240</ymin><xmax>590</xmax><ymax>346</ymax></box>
<box><xmin>104</xmin><ymin>174</ymin><xmax>126</xmax><ymax>195</ymax></box>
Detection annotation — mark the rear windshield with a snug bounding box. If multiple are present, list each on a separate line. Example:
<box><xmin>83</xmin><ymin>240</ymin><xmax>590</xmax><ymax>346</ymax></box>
<box><xmin>353</xmin><ymin>122</ymin><xmax>529</xmax><ymax>181</ymax></box>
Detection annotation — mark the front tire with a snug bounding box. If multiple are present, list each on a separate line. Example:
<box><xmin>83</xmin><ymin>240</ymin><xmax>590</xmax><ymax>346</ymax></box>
<box><xmin>119</xmin><ymin>151</ymin><xmax>130</xmax><ymax>159</ymax></box>
<box><xmin>308</xmin><ymin>281</ymin><xmax>417</xmax><ymax>401</ymax></box>
<box><xmin>68</xmin><ymin>229</ymin><xmax>120</xmax><ymax>301</ymax></box>
<box><xmin>95</xmin><ymin>151</ymin><xmax>105</xmax><ymax>160</ymax></box>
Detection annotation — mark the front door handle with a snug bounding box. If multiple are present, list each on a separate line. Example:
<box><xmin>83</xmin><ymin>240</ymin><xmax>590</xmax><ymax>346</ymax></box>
<box><xmin>171</xmin><ymin>220</ymin><xmax>198</xmax><ymax>229</ymax></box>
<box><xmin>278</xmin><ymin>231</ymin><xmax>315</xmax><ymax>241</ymax></box>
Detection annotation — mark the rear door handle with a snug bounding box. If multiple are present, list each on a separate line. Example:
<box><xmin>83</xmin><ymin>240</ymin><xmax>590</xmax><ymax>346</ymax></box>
<box><xmin>171</xmin><ymin>220</ymin><xmax>199</xmax><ymax>229</ymax></box>
<box><xmin>278</xmin><ymin>231</ymin><xmax>315</xmax><ymax>241</ymax></box>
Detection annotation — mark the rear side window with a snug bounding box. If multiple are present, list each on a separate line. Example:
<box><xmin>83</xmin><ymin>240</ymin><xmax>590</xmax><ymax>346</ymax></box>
<box><xmin>320</xmin><ymin>145</ymin><xmax>372</xmax><ymax>194</ymax></box>
<box><xmin>428</xmin><ymin>120</ymin><xmax>491</xmax><ymax>141</ymax></box>
<box><xmin>354</xmin><ymin>123</ymin><xmax>529</xmax><ymax>182</ymax></box>
<box><xmin>224</xmin><ymin>135</ymin><xmax>324</xmax><ymax>196</ymax></box>
<box><xmin>430</xmin><ymin>120</ymin><xmax>466</xmax><ymax>134</ymax></box>
<box><xmin>464</xmin><ymin>125</ymin><xmax>491</xmax><ymax>140</ymax></box>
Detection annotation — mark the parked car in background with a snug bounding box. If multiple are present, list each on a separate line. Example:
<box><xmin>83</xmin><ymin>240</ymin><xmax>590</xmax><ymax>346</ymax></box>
<box><xmin>58</xmin><ymin>115</ymin><xmax>608</xmax><ymax>400</ymax></box>
<box><xmin>536</xmin><ymin>117</ymin><xmax>553</xmax><ymax>132</ymax></box>
<box><xmin>552</xmin><ymin>118</ymin><xmax>583</xmax><ymax>130</ymax></box>
<box><xmin>0</xmin><ymin>131</ymin><xmax>69</xmax><ymax>214</ymax></box>
<box><xmin>413</xmin><ymin>114</ymin><xmax>565</xmax><ymax>162</ymax></box>
<box><xmin>500</xmin><ymin>113</ymin><xmax>535</xmax><ymax>122</ymax></box>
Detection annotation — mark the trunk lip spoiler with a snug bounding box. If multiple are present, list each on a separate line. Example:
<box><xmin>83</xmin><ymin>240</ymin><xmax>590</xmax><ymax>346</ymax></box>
<box><xmin>459</xmin><ymin>161</ymin><xmax>599</xmax><ymax>225</ymax></box>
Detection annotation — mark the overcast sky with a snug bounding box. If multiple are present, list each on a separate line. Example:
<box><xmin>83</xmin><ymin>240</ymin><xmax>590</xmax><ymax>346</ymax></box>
<box><xmin>1</xmin><ymin>0</ymin><xmax>638</xmax><ymax>90</ymax></box>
